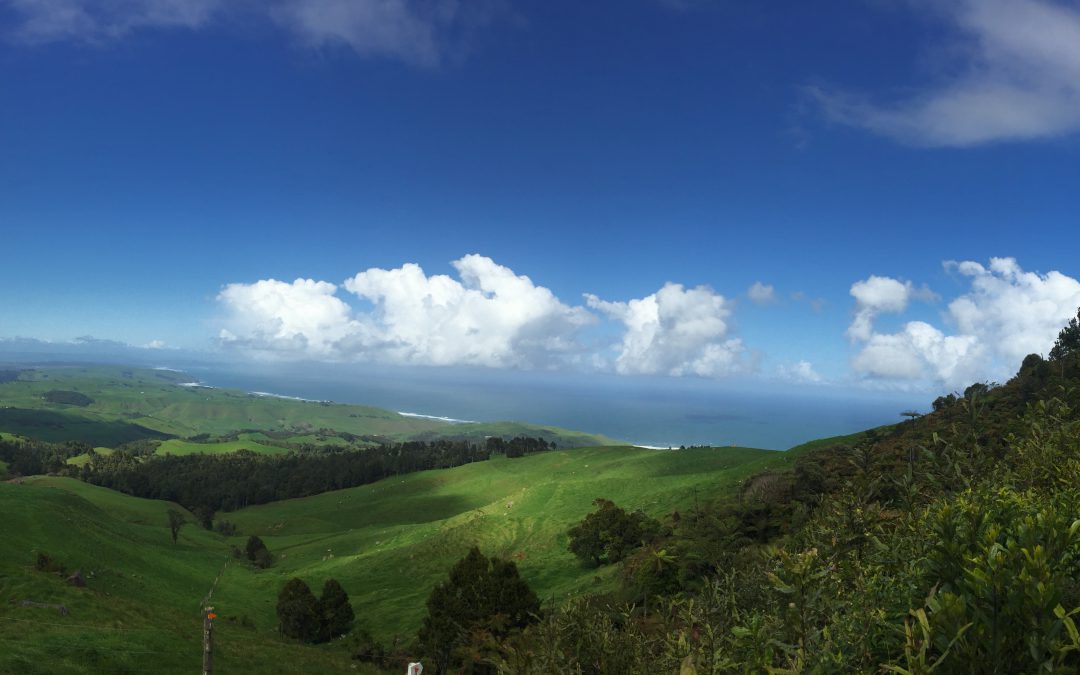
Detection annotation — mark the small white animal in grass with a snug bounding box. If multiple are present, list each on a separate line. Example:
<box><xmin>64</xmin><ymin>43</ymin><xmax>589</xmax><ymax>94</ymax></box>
<box><xmin>407</xmin><ymin>662</ymin><xmax>423</xmax><ymax>675</ymax></box>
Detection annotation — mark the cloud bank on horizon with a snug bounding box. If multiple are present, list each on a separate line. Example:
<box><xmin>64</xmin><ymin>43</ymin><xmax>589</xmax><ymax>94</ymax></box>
<box><xmin>217</xmin><ymin>254</ymin><xmax>1080</xmax><ymax>391</ymax></box>
<box><xmin>849</xmin><ymin>258</ymin><xmax>1080</xmax><ymax>389</ymax></box>
<box><xmin>218</xmin><ymin>254</ymin><xmax>751</xmax><ymax>378</ymax></box>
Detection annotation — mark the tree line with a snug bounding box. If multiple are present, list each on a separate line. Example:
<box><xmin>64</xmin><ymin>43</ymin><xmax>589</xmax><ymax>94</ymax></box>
<box><xmin>0</xmin><ymin>437</ymin><xmax>91</xmax><ymax>475</ymax></box>
<box><xmin>74</xmin><ymin>436</ymin><xmax>557</xmax><ymax>515</ymax></box>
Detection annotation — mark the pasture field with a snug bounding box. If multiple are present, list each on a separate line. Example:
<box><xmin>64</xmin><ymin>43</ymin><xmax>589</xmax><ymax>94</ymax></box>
<box><xmin>155</xmin><ymin>438</ymin><xmax>292</xmax><ymax>456</ymax></box>
<box><xmin>0</xmin><ymin>477</ymin><xmax>369</xmax><ymax>674</ymax></box>
<box><xmin>0</xmin><ymin>444</ymin><xmax>778</xmax><ymax>673</ymax></box>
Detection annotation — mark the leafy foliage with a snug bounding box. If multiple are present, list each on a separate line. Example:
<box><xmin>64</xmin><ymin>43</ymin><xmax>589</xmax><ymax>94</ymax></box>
<box><xmin>79</xmin><ymin>436</ymin><xmax>557</xmax><ymax>513</ymax></box>
<box><xmin>277</xmin><ymin>578</ymin><xmax>322</xmax><ymax>643</ymax></box>
<box><xmin>166</xmin><ymin>508</ymin><xmax>185</xmax><ymax>544</ymax></box>
<box><xmin>567</xmin><ymin>498</ymin><xmax>667</xmax><ymax>567</ymax></box>
<box><xmin>485</xmin><ymin>307</ymin><xmax>1080</xmax><ymax>673</ymax></box>
<box><xmin>245</xmin><ymin>535</ymin><xmax>272</xmax><ymax>568</ymax></box>
<box><xmin>276</xmin><ymin>577</ymin><xmax>356</xmax><ymax>644</ymax></box>
<box><xmin>1049</xmin><ymin>308</ymin><xmax>1080</xmax><ymax>363</ymax></box>
<box><xmin>418</xmin><ymin>547</ymin><xmax>540</xmax><ymax>674</ymax></box>
<box><xmin>318</xmin><ymin>579</ymin><xmax>355</xmax><ymax>641</ymax></box>
<box><xmin>0</xmin><ymin>437</ymin><xmax>92</xmax><ymax>475</ymax></box>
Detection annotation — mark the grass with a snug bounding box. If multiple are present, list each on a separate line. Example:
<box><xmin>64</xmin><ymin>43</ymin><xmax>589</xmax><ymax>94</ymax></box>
<box><xmin>155</xmin><ymin>439</ymin><xmax>291</xmax><ymax>456</ymax></box>
<box><xmin>0</xmin><ymin>407</ymin><xmax>168</xmax><ymax>447</ymax></box>
<box><xmin>1</xmin><ymin>364</ymin><xmax>793</xmax><ymax>670</ymax></box>
<box><xmin>0</xmin><ymin>444</ymin><xmax>778</xmax><ymax>673</ymax></box>
<box><xmin>65</xmin><ymin>448</ymin><xmax>115</xmax><ymax>468</ymax></box>
<box><xmin>0</xmin><ymin>478</ymin><xmax>379</xmax><ymax>674</ymax></box>
<box><xmin>198</xmin><ymin>444</ymin><xmax>777</xmax><ymax>640</ymax></box>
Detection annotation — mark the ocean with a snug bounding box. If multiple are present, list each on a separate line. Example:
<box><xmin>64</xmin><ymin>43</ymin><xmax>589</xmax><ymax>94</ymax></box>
<box><xmin>191</xmin><ymin>362</ymin><xmax>928</xmax><ymax>450</ymax></box>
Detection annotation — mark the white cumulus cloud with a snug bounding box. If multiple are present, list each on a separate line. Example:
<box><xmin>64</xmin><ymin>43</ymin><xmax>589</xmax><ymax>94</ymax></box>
<box><xmin>585</xmin><ymin>283</ymin><xmax>747</xmax><ymax>377</ymax></box>
<box><xmin>218</xmin><ymin>255</ymin><xmax>592</xmax><ymax>367</ymax></box>
<box><xmin>217</xmin><ymin>278</ymin><xmax>364</xmax><ymax>358</ymax></box>
<box><xmin>945</xmin><ymin>257</ymin><xmax>1080</xmax><ymax>366</ymax></box>
<box><xmin>850</xmin><ymin>258</ymin><xmax>1080</xmax><ymax>387</ymax></box>
<box><xmin>852</xmin><ymin>322</ymin><xmax>986</xmax><ymax>385</ymax></box>
<box><xmin>218</xmin><ymin>256</ymin><xmax>764</xmax><ymax>378</ymax></box>
<box><xmin>777</xmin><ymin>360</ymin><xmax>822</xmax><ymax>384</ymax></box>
<box><xmin>847</xmin><ymin>275</ymin><xmax>915</xmax><ymax>342</ymax></box>
<box><xmin>747</xmin><ymin>281</ymin><xmax>776</xmax><ymax>305</ymax></box>
<box><xmin>812</xmin><ymin>0</ymin><xmax>1080</xmax><ymax>146</ymax></box>
<box><xmin>341</xmin><ymin>254</ymin><xmax>593</xmax><ymax>367</ymax></box>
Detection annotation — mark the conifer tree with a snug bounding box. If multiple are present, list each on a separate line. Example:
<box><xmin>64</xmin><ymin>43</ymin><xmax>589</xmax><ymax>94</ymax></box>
<box><xmin>318</xmin><ymin>579</ymin><xmax>354</xmax><ymax>641</ymax></box>
<box><xmin>276</xmin><ymin>578</ymin><xmax>320</xmax><ymax>642</ymax></box>
<box><xmin>419</xmin><ymin>547</ymin><xmax>539</xmax><ymax>673</ymax></box>
<box><xmin>1049</xmin><ymin>307</ymin><xmax>1080</xmax><ymax>362</ymax></box>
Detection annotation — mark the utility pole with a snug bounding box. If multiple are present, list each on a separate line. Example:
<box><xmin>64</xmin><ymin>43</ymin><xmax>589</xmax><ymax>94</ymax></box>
<box><xmin>202</xmin><ymin>606</ymin><xmax>216</xmax><ymax>675</ymax></box>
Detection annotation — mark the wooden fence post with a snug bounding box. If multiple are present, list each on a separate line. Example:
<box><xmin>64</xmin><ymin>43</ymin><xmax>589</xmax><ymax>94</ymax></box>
<box><xmin>202</xmin><ymin>606</ymin><xmax>215</xmax><ymax>675</ymax></box>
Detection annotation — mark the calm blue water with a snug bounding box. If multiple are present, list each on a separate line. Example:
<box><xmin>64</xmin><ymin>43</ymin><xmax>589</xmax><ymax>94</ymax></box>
<box><xmin>0</xmin><ymin>344</ymin><xmax>930</xmax><ymax>450</ymax></box>
<box><xmin>191</xmin><ymin>362</ymin><xmax>927</xmax><ymax>450</ymax></box>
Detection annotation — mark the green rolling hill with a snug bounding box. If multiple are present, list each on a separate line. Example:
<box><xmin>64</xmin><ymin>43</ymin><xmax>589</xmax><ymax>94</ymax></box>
<box><xmin>0</xmin><ymin>444</ymin><xmax>778</xmax><ymax>674</ymax></box>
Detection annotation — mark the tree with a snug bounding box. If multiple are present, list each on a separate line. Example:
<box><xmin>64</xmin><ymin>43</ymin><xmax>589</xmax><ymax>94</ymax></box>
<box><xmin>245</xmin><ymin>535</ymin><xmax>271</xmax><ymax>567</ymax></box>
<box><xmin>418</xmin><ymin>547</ymin><xmax>540</xmax><ymax>674</ymax></box>
<box><xmin>194</xmin><ymin>505</ymin><xmax>214</xmax><ymax>530</ymax></box>
<box><xmin>567</xmin><ymin>498</ymin><xmax>666</xmax><ymax>567</ymax></box>
<box><xmin>900</xmin><ymin>410</ymin><xmax>923</xmax><ymax>427</ymax></box>
<box><xmin>245</xmin><ymin>533</ymin><xmax>265</xmax><ymax>561</ymax></box>
<box><xmin>318</xmin><ymin>579</ymin><xmax>355</xmax><ymax>641</ymax></box>
<box><xmin>277</xmin><ymin>578</ymin><xmax>321</xmax><ymax>643</ymax></box>
<box><xmin>166</xmin><ymin>509</ymin><xmax>185</xmax><ymax>544</ymax></box>
<box><xmin>1049</xmin><ymin>307</ymin><xmax>1080</xmax><ymax>370</ymax></box>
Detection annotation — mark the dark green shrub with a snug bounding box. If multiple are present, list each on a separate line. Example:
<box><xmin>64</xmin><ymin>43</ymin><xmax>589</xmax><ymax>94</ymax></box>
<box><xmin>245</xmin><ymin>535</ymin><xmax>270</xmax><ymax>566</ymax></box>
<box><xmin>419</xmin><ymin>547</ymin><xmax>540</xmax><ymax>673</ymax></box>
<box><xmin>568</xmin><ymin>498</ymin><xmax>667</xmax><ymax>567</ymax></box>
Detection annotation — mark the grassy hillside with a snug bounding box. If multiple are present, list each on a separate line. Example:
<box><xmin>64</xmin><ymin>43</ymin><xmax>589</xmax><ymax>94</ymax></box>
<box><xmin>0</xmin><ymin>444</ymin><xmax>776</xmax><ymax>673</ymax></box>
<box><xmin>0</xmin><ymin>478</ymin><xmax>365</xmax><ymax>674</ymax></box>
<box><xmin>0</xmin><ymin>365</ymin><xmax>618</xmax><ymax>448</ymax></box>
<box><xmin>224</xmin><ymin>444</ymin><xmax>777</xmax><ymax>640</ymax></box>
<box><xmin>155</xmin><ymin>438</ymin><xmax>292</xmax><ymax>456</ymax></box>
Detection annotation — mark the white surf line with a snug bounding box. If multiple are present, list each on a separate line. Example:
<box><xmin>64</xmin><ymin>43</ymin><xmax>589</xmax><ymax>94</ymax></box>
<box><xmin>176</xmin><ymin>381</ymin><xmax>215</xmax><ymax>389</ymax></box>
<box><xmin>250</xmin><ymin>391</ymin><xmax>329</xmax><ymax>403</ymax></box>
<box><xmin>398</xmin><ymin>411</ymin><xmax>477</xmax><ymax>424</ymax></box>
<box><xmin>633</xmin><ymin>444</ymin><xmax>677</xmax><ymax>450</ymax></box>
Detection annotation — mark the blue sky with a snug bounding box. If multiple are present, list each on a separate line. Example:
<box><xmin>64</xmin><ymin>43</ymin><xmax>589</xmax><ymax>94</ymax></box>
<box><xmin>2</xmin><ymin>0</ymin><xmax>1080</xmax><ymax>394</ymax></box>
